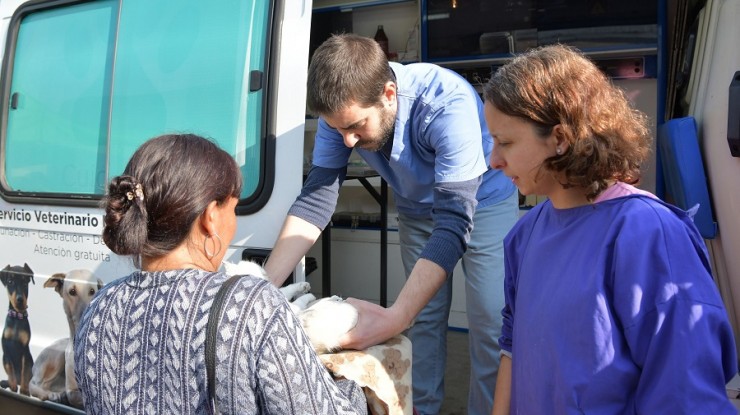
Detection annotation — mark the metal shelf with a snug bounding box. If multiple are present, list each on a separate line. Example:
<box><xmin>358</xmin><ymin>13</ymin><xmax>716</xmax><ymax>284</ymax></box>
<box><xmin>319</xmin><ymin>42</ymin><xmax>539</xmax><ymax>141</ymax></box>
<box><xmin>313</xmin><ymin>0</ymin><xmax>413</xmax><ymax>13</ymax></box>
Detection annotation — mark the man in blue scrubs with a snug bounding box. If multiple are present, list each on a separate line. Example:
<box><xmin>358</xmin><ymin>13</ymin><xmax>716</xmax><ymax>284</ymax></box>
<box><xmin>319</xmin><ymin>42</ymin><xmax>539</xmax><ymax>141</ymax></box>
<box><xmin>265</xmin><ymin>33</ymin><xmax>518</xmax><ymax>415</ymax></box>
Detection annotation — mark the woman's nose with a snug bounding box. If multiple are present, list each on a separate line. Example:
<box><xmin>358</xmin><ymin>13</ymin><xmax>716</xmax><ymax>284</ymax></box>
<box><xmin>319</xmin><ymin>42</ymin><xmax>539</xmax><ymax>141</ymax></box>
<box><xmin>490</xmin><ymin>148</ymin><xmax>505</xmax><ymax>169</ymax></box>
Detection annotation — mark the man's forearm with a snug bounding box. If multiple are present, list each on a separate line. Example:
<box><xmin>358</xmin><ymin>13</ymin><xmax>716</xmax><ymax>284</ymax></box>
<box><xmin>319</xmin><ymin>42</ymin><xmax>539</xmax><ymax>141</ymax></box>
<box><xmin>264</xmin><ymin>215</ymin><xmax>322</xmax><ymax>286</ymax></box>
<box><xmin>390</xmin><ymin>258</ymin><xmax>448</xmax><ymax>329</ymax></box>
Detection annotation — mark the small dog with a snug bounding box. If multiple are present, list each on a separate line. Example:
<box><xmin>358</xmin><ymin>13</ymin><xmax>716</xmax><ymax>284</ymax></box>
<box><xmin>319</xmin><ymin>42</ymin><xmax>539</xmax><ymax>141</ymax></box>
<box><xmin>223</xmin><ymin>260</ymin><xmax>358</xmax><ymax>354</ymax></box>
<box><xmin>29</xmin><ymin>269</ymin><xmax>103</xmax><ymax>409</ymax></box>
<box><xmin>0</xmin><ymin>263</ymin><xmax>35</xmax><ymax>395</ymax></box>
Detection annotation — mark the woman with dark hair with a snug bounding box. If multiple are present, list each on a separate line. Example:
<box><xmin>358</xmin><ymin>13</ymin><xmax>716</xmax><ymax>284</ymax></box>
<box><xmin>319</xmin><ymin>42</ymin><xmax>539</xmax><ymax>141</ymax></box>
<box><xmin>74</xmin><ymin>134</ymin><xmax>367</xmax><ymax>414</ymax></box>
<box><xmin>483</xmin><ymin>45</ymin><xmax>737</xmax><ymax>414</ymax></box>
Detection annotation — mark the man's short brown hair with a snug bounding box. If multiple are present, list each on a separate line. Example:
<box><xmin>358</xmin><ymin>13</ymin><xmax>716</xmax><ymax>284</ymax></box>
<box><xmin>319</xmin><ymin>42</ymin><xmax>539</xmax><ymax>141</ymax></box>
<box><xmin>307</xmin><ymin>33</ymin><xmax>393</xmax><ymax>116</ymax></box>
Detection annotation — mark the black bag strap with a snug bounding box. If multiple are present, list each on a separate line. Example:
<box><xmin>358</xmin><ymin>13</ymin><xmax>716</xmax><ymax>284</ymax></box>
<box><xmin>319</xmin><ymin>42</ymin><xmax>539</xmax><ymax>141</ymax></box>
<box><xmin>206</xmin><ymin>275</ymin><xmax>243</xmax><ymax>413</ymax></box>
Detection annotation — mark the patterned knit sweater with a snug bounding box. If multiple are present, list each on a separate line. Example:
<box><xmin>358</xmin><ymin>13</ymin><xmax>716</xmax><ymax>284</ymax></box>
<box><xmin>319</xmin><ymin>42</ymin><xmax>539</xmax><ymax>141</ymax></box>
<box><xmin>74</xmin><ymin>269</ymin><xmax>368</xmax><ymax>414</ymax></box>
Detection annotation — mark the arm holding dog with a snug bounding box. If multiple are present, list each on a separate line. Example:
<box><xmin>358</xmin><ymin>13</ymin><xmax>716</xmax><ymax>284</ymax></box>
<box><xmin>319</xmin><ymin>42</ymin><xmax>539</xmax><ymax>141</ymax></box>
<box><xmin>265</xmin><ymin>165</ymin><xmax>345</xmax><ymax>286</ymax></box>
<box><xmin>341</xmin><ymin>258</ymin><xmax>446</xmax><ymax>350</ymax></box>
<box><xmin>265</xmin><ymin>215</ymin><xmax>322</xmax><ymax>286</ymax></box>
<box><xmin>342</xmin><ymin>177</ymin><xmax>479</xmax><ymax>350</ymax></box>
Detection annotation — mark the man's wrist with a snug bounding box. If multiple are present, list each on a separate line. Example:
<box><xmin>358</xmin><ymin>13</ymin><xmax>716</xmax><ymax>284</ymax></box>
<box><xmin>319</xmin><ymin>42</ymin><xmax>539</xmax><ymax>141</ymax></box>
<box><xmin>388</xmin><ymin>303</ymin><xmax>414</xmax><ymax>333</ymax></box>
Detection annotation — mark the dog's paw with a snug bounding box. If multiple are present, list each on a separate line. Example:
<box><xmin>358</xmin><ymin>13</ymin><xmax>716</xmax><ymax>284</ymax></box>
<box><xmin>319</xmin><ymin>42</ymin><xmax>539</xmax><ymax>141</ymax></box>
<box><xmin>47</xmin><ymin>391</ymin><xmax>66</xmax><ymax>404</ymax></box>
<box><xmin>292</xmin><ymin>292</ymin><xmax>316</xmax><ymax>310</ymax></box>
<box><xmin>279</xmin><ymin>281</ymin><xmax>311</xmax><ymax>302</ymax></box>
<box><xmin>299</xmin><ymin>297</ymin><xmax>358</xmax><ymax>354</ymax></box>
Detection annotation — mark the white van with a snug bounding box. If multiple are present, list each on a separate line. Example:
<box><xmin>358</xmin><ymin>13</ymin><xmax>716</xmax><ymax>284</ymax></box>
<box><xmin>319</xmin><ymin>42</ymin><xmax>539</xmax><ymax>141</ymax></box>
<box><xmin>0</xmin><ymin>0</ymin><xmax>308</xmax><ymax>412</ymax></box>
<box><xmin>2</xmin><ymin>0</ymin><xmax>740</xmax><ymax>413</ymax></box>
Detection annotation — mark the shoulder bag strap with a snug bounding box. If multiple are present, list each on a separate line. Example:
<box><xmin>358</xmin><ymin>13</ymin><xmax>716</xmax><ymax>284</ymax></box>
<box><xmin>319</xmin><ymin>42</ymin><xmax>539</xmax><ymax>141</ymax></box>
<box><xmin>206</xmin><ymin>274</ymin><xmax>243</xmax><ymax>413</ymax></box>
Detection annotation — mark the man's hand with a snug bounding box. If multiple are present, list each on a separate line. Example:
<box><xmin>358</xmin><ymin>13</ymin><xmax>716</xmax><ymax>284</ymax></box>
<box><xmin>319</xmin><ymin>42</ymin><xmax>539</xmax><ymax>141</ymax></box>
<box><xmin>339</xmin><ymin>258</ymin><xmax>447</xmax><ymax>350</ymax></box>
<box><xmin>338</xmin><ymin>298</ymin><xmax>408</xmax><ymax>350</ymax></box>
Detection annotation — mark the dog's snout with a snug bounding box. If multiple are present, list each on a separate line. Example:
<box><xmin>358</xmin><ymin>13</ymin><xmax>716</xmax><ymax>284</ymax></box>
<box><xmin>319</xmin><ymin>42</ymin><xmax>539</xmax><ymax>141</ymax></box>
<box><xmin>15</xmin><ymin>295</ymin><xmax>25</xmax><ymax>308</ymax></box>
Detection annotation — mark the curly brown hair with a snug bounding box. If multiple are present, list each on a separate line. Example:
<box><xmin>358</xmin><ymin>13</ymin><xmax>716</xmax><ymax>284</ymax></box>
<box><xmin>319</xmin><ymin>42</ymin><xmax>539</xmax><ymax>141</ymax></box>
<box><xmin>483</xmin><ymin>44</ymin><xmax>652</xmax><ymax>200</ymax></box>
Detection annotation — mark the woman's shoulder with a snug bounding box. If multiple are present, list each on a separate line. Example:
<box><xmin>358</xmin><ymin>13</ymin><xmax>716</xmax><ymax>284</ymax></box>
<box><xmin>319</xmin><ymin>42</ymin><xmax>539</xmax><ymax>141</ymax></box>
<box><xmin>608</xmin><ymin>195</ymin><xmax>696</xmax><ymax>227</ymax></box>
<box><xmin>213</xmin><ymin>271</ymin><xmax>288</xmax><ymax>312</ymax></box>
<box><xmin>605</xmin><ymin>196</ymin><xmax>708</xmax><ymax>255</ymax></box>
<box><xmin>211</xmin><ymin>272</ymin><xmax>294</xmax><ymax>349</ymax></box>
<box><xmin>208</xmin><ymin>271</ymin><xmax>272</xmax><ymax>294</ymax></box>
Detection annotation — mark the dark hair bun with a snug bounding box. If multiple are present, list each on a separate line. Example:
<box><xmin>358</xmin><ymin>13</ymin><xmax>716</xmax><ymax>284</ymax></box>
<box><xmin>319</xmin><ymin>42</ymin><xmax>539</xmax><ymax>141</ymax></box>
<box><xmin>102</xmin><ymin>175</ymin><xmax>149</xmax><ymax>256</ymax></box>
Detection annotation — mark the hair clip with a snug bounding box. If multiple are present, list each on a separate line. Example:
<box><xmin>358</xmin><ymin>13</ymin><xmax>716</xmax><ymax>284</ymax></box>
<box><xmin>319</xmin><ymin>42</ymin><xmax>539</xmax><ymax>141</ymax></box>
<box><xmin>126</xmin><ymin>183</ymin><xmax>144</xmax><ymax>202</ymax></box>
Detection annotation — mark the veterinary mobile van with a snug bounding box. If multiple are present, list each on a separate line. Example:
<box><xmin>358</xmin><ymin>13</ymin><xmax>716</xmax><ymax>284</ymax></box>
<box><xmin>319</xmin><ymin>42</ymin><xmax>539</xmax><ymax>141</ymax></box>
<box><xmin>2</xmin><ymin>0</ymin><xmax>740</xmax><ymax>413</ymax></box>
<box><xmin>0</xmin><ymin>0</ymin><xmax>309</xmax><ymax>412</ymax></box>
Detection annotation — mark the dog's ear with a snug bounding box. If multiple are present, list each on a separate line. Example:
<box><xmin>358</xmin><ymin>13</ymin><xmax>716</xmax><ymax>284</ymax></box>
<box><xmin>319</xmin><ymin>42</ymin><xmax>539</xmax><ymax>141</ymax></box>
<box><xmin>97</xmin><ymin>279</ymin><xmax>104</xmax><ymax>290</ymax></box>
<box><xmin>44</xmin><ymin>273</ymin><xmax>66</xmax><ymax>296</ymax></box>
<box><xmin>0</xmin><ymin>265</ymin><xmax>7</xmax><ymax>285</ymax></box>
<box><xmin>0</xmin><ymin>265</ymin><xmax>10</xmax><ymax>286</ymax></box>
<box><xmin>23</xmin><ymin>263</ymin><xmax>34</xmax><ymax>284</ymax></box>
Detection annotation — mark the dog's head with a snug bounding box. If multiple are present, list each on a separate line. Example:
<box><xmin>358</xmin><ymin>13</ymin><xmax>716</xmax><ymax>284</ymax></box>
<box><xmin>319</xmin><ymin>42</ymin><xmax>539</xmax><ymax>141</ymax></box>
<box><xmin>1</xmin><ymin>263</ymin><xmax>35</xmax><ymax>312</ymax></box>
<box><xmin>44</xmin><ymin>269</ymin><xmax>103</xmax><ymax>331</ymax></box>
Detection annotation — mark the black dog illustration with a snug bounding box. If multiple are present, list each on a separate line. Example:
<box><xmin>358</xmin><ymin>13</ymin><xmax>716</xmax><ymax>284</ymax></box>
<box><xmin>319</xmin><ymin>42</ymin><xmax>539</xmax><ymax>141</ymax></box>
<box><xmin>1</xmin><ymin>263</ymin><xmax>35</xmax><ymax>395</ymax></box>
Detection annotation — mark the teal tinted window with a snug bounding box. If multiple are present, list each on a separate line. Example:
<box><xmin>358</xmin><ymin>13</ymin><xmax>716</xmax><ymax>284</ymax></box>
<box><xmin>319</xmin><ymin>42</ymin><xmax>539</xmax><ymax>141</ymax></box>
<box><xmin>4</xmin><ymin>1</ymin><xmax>116</xmax><ymax>194</ymax></box>
<box><xmin>108</xmin><ymin>0</ymin><xmax>269</xmax><ymax>197</ymax></box>
<box><xmin>2</xmin><ymin>0</ymin><xmax>269</xmax><ymax>199</ymax></box>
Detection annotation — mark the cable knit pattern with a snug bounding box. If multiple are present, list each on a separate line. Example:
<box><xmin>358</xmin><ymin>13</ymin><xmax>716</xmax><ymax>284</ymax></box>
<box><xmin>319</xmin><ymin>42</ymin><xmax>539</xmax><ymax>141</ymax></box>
<box><xmin>74</xmin><ymin>269</ymin><xmax>367</xmax><ymax>415</ymax></box>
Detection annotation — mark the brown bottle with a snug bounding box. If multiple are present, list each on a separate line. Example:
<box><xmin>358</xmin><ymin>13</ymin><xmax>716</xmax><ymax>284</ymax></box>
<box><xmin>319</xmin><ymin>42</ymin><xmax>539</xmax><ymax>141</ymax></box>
<box><xmin>374</xmin><ymin>25</ymin><xmax>389</xmax><ymax>58</ymax></box>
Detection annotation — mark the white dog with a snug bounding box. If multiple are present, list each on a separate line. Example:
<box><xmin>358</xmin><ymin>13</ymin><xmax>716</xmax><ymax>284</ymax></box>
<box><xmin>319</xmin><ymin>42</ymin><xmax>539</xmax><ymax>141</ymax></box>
<box><xmin>222</xmin><ymin>260</ymin><xmax>358</xmax><ymax>354</ymax></box>
<box><xmin>29</xmin><ymin>269</ymin><xmax>103</xmax><ymax>409</ymax></box>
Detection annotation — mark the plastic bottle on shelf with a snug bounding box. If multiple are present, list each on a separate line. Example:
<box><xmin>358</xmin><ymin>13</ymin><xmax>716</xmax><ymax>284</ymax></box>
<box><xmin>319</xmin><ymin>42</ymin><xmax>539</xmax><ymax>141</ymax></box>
<box><xmin>374</xmin><ymin>24</ymin><xmax>389</xmax><ymax>58</ymax></box>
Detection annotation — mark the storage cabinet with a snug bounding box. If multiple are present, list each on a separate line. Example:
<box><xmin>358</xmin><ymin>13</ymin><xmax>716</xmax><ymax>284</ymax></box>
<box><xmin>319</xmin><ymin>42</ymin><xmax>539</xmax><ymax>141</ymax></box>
<box><xmin>310</xmin><ymin>0</ymin><xmax>419</xmax><ymax>63</ymax></box>
<box><xmin>421</xmin><ymin>0</ymin><xmax>658</xmax><ymax>64</ymax></box>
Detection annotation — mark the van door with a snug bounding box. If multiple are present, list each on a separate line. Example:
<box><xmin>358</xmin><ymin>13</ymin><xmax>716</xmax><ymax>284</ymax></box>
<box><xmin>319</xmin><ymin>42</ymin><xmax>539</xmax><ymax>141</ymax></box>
<box><xmin>665</xmin><ymin>0</ymin><xmax>740</xmax><ymax>402</ymax></box>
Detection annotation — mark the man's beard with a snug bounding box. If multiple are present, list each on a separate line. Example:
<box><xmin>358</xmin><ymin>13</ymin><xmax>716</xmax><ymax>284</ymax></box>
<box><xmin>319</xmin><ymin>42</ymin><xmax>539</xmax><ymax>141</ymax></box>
<box><xmin>357</xmin><ymin>105</ymin><xmax>396</xmax><ymax>152</ymax></box>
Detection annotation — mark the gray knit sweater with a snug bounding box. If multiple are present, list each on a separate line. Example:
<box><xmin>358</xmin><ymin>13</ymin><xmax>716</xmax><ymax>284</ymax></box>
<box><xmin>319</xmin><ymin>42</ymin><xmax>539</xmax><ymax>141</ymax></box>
<box><xmin>74</xmin><ymin>269</ymin><xmax>367</xmax><ymax>414</ymax></box>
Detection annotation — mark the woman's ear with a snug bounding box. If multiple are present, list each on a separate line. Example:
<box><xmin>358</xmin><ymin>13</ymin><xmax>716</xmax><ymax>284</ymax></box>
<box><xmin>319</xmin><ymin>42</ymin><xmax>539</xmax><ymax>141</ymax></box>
<box><xmin>552</xmin><ymin>124</ymin><xmax>569</xmax><ymax>153</ymax></box>
<box><xmin>198</xmin><ymin>200</ymin><xmax>220</xmax><ymax>236</ymax></box>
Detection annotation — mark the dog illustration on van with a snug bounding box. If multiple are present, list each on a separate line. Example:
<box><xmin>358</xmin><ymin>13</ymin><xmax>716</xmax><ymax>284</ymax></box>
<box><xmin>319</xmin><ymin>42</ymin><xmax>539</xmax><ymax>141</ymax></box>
<box><xmin>29</xmin><ymin>269</ymin><xmax>103</xmax><ymax>409</ymax></box>
<box><xmin>0</xmin><ymin>263</ymin><xmax>35</xmax><ymax>396</ymax></box>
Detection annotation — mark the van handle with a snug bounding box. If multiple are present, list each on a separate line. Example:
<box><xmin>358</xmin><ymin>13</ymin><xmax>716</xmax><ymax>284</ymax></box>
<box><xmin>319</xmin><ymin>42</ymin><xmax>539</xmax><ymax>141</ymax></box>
<box><xmin>10</xmin><ymin>92</ymin><xmax>18</xmax><ymax>109</ymax></box>
<box><xmin>249</xmin><ymin>70</ymin><xmax>263</xmax><ymax>92</ymax></box>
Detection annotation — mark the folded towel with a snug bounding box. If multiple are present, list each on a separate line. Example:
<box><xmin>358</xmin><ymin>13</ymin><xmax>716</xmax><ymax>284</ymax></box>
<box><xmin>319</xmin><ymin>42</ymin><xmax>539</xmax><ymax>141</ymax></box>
<box><xmin>320</xmin><ymin>335</ymin><xmax>413</xmax><ymax>415</ymax></box>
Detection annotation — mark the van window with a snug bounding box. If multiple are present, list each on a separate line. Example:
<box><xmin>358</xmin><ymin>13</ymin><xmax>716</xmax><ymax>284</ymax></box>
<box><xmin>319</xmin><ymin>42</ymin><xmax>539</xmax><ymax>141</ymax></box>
<box><xmin>1</xmin><ymin>0</ymin><xmax>269</xmax><ymax>201</ymax></box>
